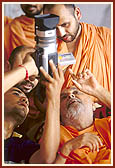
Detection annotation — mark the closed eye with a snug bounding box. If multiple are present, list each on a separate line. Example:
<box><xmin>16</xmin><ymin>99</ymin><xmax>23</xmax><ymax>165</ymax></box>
<box><xmin>73</xmin><ymin>91</ymin><xmax>78</xmax><ymax>95</ymax></box>
<box><xmin>60</xmin><ymin>94</ymin><xmax>68</xmax><ymax>100</ymax></box>
<box><xmin>73</xmin><ymin>90</ymin><xmax>82</xmax><ymax>95</ymax></box>
<box><xmin>11</xmin><ymin>88</ymin><xmax>23</xmax><ymax>96</ymax></box>
<box><xmin>61</xmin><ymin>22</ymin><xmax>70</xmax><ymax>28</ymax></box>
<box><xmin>12</xmin><ymin>92</ymin><xmax>20</xmax><ymax>96</ymax></box>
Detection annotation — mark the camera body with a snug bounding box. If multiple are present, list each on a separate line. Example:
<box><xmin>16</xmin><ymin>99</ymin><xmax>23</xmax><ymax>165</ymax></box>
<box><xmin>34</xmin><ymin>14</ymin><xmax>59</xmax><ymax>77</ymax></box>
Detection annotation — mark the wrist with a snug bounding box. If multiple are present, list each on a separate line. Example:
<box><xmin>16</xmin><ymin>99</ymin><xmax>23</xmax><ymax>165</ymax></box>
<box><xmin>47</xmin><ymin>99</ymin><xmax>60</xmax><ymax>111</ymax></box>
<box><xmin>24</xmin><ymin>62</ymin><xmax>38</xmax><ymax>76</ymax></box>
<box><xmin>47</xmin><ymin>95</ymin><xmax>60</xmax><ymax>105</ymax></box>
<box><xmin>58</xmin><ymin>151</ymin><xmax>69</xmax><ymax>160</ymax></box>
<box><xmin>93</xmin><ymin>84</ymin><xmax>103</xmax><ymax>99</ymax></box>
<box><xmin>60</xmin><ymin>143</ymin><xmax>71</xmax><ymax>156</ymax></box>
<box><xmin>18</xmin><ymin>64</ymin><xmax>29</xmax><ymax>80</ymax></box>
<box><xmin>58</xmin><ymin>145</ymin><xmax>73</xmax><ymax>161</ymax></box>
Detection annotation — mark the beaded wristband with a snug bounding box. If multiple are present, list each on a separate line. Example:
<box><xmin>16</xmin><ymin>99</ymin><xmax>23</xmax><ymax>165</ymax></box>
<box><xmin>18</xmin><ymin>65</ymin><xmax>29</xmax><ymax>80</ymax></box>
<box><xmin>58</xmin><ymin>151</ymin><xmax>72</xmax><ymax>160</ymax></box>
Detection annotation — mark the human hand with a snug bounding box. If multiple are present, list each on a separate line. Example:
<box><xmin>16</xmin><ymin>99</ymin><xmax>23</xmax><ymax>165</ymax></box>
<box><xmin>61</xmin><ymin>132</ymin><xmax>103</xmax><ymax>156</ymax></box>
<box><xmin>23</xmin><ymin>52</ymin><xmax>39</xmax><ymax>77</ymax></box>
<box><xmin>69</xmin><ymin>69</ymin><xmax>100</xmax><ymax>97</ymax></box>
<box><xmin>39</xmin><ymin>60</ymin><xmax>64</xmax><ymax>101</ymax></box>
<box><xmin>11</xmin><ymin>46</ymin><xmax>35</xmax><ymax>66</ymax></box>
<box><xmin>10</xmin><ymin>46</ymin><xmax>39</xmax><ymax>77</ymax></box>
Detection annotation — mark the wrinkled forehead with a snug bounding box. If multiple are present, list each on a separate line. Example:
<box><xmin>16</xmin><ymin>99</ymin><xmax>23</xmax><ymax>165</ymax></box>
<box><xmin>61</xmin><ymin>86</ymin><xmax>80</xmax><ymax>95</ymax></box>
<box><xmin>43</xmin><ymin>4</ymin><xmax>75</xmax><ymax>16</ymax></box>
<box><xmin>61</xmin><ymin>86</ymin><xmax>93</xmax><ymax>104</ymax></box>
<box><xmin>43</xmin><ymin>4</ymin><xmax>69</xmax><ymax>16</ymax></box>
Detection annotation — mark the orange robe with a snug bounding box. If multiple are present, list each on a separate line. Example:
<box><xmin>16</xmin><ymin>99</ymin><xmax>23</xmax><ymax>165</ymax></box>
<box><xmin>4</xmin><ymin>16</ymin><xmax>12</xmax><ymax>25</ymax></box>
<box><xmin>4</xmin><ymin>15</ymin><xmax>36</xmax><ymax>61</ymax></box>
<box><xmin>60</xmin><ymin>117</ymin><xmax>111</xmax><ymax>164</ymax></box>
<box><xmin>57</xmin><ymin>23</ymin><xmax>111</xmax><ymax>92</ymax></box>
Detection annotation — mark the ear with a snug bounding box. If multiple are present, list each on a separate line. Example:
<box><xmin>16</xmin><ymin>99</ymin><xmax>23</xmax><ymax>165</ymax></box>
<box><xmin>74</xmin><ymin>7</ymin><xmax>82</xmax><ymax>21</ymax></box>
<box><xmin>4</xmin><ymin>60</ymin><xmax>11</xmax><ymax>72</ymax></box>
<box><xmin>92</xmin><ymin>102</ymin><xmax>102</xmax><ymax>111</ymax></box>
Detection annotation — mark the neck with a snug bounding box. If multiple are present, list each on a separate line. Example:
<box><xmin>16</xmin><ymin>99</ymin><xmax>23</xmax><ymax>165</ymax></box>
<box><xmin>74</xmin><ymin>120</ymin><xmax>94</xmax><ymax>132</ymax></box>
<box><xmin>4</xmin><ymin>120</ymin><xmax>15</xmax><ymax>140</ymax></box>
<box><xmin>63</xmin><ymin>117</ymin><xmax>94</xmax><ymax>132</ymax></box>
<box><xmin>74</xmin><ymin>23</ymin><xmax>82</xmax><ymax>42</ymax></box>
<box><xmin>25</xmin><ymin>11</ymin><xmax>43</xmax><ymax>18</ymax></box>
<box><xmin>25</xmin><ymin>15</ymin><xmax>34</xmax><ymax>19</ymax></box>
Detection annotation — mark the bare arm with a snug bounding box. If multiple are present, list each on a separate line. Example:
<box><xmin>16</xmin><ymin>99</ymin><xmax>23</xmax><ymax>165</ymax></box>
<box><xmin>4</xmin><ymin>49</ymin><xmax>38</xmax><ymax>93</ymax></box>
<box><xmin>69</xmin><ymin>69</ymin><xmax>111</xmax><ymax>109</ymax></box>
<box><xmin>29</xmin><ymin>60</ymin><xmax>64</xmax><ymax>164</ymax></box>
<box><xmin>54</xmin><ymin>132</ymin><xmax>103</xmax><ymax>164</ymax></box>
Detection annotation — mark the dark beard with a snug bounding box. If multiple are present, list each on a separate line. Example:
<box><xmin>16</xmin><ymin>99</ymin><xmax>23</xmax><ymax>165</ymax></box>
<box><xmin>25</xmin><ymin>9</ymin><xmax>43</xmax><ymax>18</ymax></box>
<box><xmin>58</xmin><ymin>23</ymin><xmax>81</xmax><ymax>43</ymax></box>
<box><xmin>7</xmin><ymin>107</ymin><xmax>27</xmax><ymax>126</ymax></box>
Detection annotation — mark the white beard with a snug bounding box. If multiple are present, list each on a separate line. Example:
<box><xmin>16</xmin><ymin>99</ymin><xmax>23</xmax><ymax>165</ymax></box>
<box><xmin>65</xmin><ymin>104</ymin><xmax>80</xmax><ymax>119</ymax></box>
<box><xmin>63</xmin><ymin>103</ymin><xmax>93</xmax><ymax>131</ymax></box>
<box><xmin>64</xmin><ymin>103</ymin><xmax>83</xmax><ymax>127</ymax></box>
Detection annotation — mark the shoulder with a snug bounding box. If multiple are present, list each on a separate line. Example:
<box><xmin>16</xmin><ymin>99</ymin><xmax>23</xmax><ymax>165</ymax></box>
<box><xmin>80</xmin><ymin>22</ymin><xmax>96</xmax><ymax>33</ymax></box>
<box><xmin>81</xmin><ymin>22</ymin><xmax>111</xmax><ymax>35</ymax></box>
<box><xmin>95</xmin><ymin>116</ymin><xmax>111</xmax><ymax>127</ymax></box>
<box><xmin>5</xmin><ymin>136</ymin><xmax>40</xmax><ymax>154</ymax></box>
<box><xmin>8</xmin><ymin>15</ymin><xmax>26</xmax><ymax>28</ymax></box>
<box><xmin>10</xmin><ymin>15</ymin><xmax>25</xmax><ymax>23</ymax></box>
<box><xmin>4</xmin><ymin>137</ymin><xmax>40</xmax><ymax>164</ymax></box>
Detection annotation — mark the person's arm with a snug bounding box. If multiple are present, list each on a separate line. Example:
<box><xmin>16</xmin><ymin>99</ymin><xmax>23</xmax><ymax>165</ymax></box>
<box><xmin>4</xmin><ymin>53</ymin><xmax>38</xmax><ymax>93</ymax></box>
<box><xmin>93</xmin><ymin>84</ymin><xmax>111</xmax><ymax>109</ymax></box>
<box><xmin>54</xmin><ymin>132</ymin><xmax>103</xmax><ymax>164</ymax></box>
<box><xmin>69</xmin><ymin>69</ymin><xmax>111</xmax><ymax>109</ymax></box>
<box><xmin>29</xmin><ymin>60</ymin><xmax>64</xmax><ymax>164</ymax></box>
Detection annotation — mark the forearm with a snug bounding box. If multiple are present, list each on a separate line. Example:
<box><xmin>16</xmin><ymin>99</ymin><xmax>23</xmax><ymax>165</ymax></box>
<box><xmin>94</xmin><ymin>85</ymin><xmax>111</xmax><ymax>109</ymax></box>
<box><xmin>39</xmin><ymin>99</ymin><xmax>60</xmax><ymax>163</ymax></box>
<box><xmin>4</xmin><ymin>66</ymin><xmax>26</xmax><ymax>93</ymax></box>
<box><xmin>4</xmin><ymin>61</ymin><xmax>37</xmax><ymax>93</ymax></box>
<box><xmin>54</xmin><ymin>154</ymin><xmax>66</xmax><ymax>164</ymax></box>
<box><xmin>34</xmin><ymin>61</ymin><xmax>64</xmax><ymax>164</ymax></box>
<box><xmin>54</xmin><ymin>143</ymin><xmax>71</xmax><ymax>164</ymax></box>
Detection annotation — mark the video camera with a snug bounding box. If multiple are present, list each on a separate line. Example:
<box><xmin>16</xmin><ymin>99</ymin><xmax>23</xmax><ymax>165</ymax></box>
<box><xmin>34</xmin><ymin>14</ymin><xmax>59</xmax><ymax>78</ymax></box>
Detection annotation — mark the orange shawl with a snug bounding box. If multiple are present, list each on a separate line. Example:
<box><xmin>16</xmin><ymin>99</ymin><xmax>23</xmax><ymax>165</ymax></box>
<box><xmin>4</xmin><ymin>15</ymin><xmax>35</xmax><ymax>61</ymax></box>
<box><xmin>57</xmin><ymin>23</ymin><xmax>111</xmax><ymax>92</ymax></box>
<box><xmin>4</xmin><ymin>16</ymin><xmax>12</xmax><ymax>25</ymax></box>
<box><xmin>60</xmin><ymin>117</ymin><xmax>111</xmax><ymax>164</ymax></box>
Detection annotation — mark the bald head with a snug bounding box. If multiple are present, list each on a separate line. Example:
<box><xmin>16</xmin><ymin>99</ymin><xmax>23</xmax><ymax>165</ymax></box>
<box><xmin>43</xmin><ymin>4</ymin><xmax>76</xmax><ymax>16</ymax></box>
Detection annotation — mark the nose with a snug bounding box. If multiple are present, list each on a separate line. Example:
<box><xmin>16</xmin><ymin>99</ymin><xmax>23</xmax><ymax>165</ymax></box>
<box><xmin>20</xmin><ymin>96</ymin><xmax>29</xmax><ymax>105</ymax></box>
<box><xmin>57</xmin><ymin>26</ymin><xmax>66</xmax><ymax>37</ymax></box>
<box><xmin>68</xmin><ymin>93</ymin><xmax>75</xmax><ymax>99</ymax></box>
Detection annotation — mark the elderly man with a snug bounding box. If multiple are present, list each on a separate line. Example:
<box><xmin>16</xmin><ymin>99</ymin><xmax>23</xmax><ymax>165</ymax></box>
<box><xmin>43</xmin><ymin>4</ymin><xmax>111</xmax><ymax>93</ymax></box>
<box><xmin>55</xmin><ymin>69</ymin><xmax>111</xmax><ymax>164</ymax></box>
<box><xmin>4</xmin><ymin>60</ymin><xmax>64</xmax><ymax>164</ymax></box>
